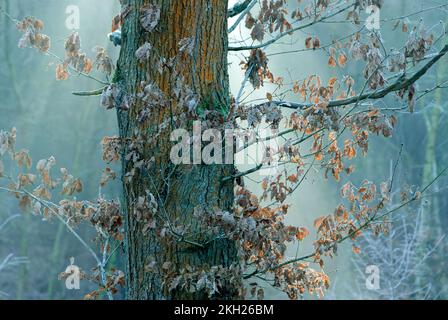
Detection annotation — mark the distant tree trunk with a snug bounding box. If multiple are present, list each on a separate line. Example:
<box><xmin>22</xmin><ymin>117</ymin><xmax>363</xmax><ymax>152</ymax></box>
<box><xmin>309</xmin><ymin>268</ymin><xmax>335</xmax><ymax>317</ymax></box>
<box><xmin>116</xmin><ymin>0</ymin><xmax>238</xmax><ymax>299</ymax></box>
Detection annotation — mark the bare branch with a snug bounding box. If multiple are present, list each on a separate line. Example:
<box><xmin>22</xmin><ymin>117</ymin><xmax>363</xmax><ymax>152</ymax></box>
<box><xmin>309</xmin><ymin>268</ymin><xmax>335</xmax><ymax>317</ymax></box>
<box><xmin>47</xmin><ymin>51</ymin><xmax>110</xmax><ymax>86</ymax></box>
<box><xmin>0</xmin><ymin>185</ymin><xmax>115</xmax><ymax>300</ymax></box>
<box><xmin>0</xmin><ymin>7</ymin><xmax>110</xmax><ymax>87</ymax></box>
<box><xmin>0</xmin><ymin>254</ymin><xmax>28</xmax><ymax>274</ymax></box>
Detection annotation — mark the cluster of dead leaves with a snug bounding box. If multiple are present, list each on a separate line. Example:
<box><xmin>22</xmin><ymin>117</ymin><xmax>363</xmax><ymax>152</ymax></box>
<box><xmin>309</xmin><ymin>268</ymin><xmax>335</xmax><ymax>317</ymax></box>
<box><xmin>0</xmin><ymin>129</ymin><xmax>88</xmax><ymax>219</ymax></box>
<box><xmin>344</xmin><ymin>109</ymin><xmax>397</xmax><ymax>142</ymax></box>
<box><xmin>349</xmin><ymin>32</ymin><xmax>386</xmax><ymax>90</ymax></box>
<box><xmin>94</xmin><ymin>46</ymin><xmax>114</xmax><ymax>76</ymax></box>
<box><xmin>404</xmin><ymin>22</ymin><xmax>434</xmax><ymax>62</ymax></box>
<box><xmin>273</xmin><ymin>263</ymin><xmax>330</xmax><ymax>299</ymax></box>
<box><xmin>91</xmin><ymin>198</ymin><xmax>123</xmax><ymax>240</ymax></box>
<box><xmin>100</xmin><ymin>167</ymin><xmax>117</xmax><ymax>187</ymax></box>
<box><xmin>100</xmin><ymin>85</ymin><xmax>118</xmax><ymax>110</ymax></box>
<box><xmin>245</xmin><ymin>0</ymin><xmax>292</xmax><ymax>42</ymax></box>
<box><xmin>56</xmin><ymin>34</ymin><xmax>113</xmax><ymax>81</ymax></box>
<box><xmin>261</xmin><ymin>169</ymin><xmax>300</xmax><ymax>204</ymax></box>
<box><xmin>313</xmin><ymin>179</ymin><xmax>391</xmax><ymax>268</ymax></box>
<box><xmin>323</xmin><ymin>132</ymin><xmax>355</xmax><ymax>181</ymax></box>
<box><xmin>239</xmin><ymin>102</ymin><xmax>283</xmax><ymax>128</ymax></box>
<box><xmin>1</xmin><ymin>128</ymin><xmax>125</xmax><ymax>299</ymax></box>
<box><xmin>328</xmin><ymin>47</ymin><xmax>347</xmax><ymax>68</ymax></box>
<box><xmin>56</xmin><ymin>33</ymin><xmax>92</xmax><ymax>81</ymax></box>
<box><xmin>60</xmin><ymin>167</ymin><xmax>83</xmax><ymax>196</ymax></box>
<box><xmin>133</xmin><ymin>190</ymin><xmax>158</xmax><ymax>234</ymax></box>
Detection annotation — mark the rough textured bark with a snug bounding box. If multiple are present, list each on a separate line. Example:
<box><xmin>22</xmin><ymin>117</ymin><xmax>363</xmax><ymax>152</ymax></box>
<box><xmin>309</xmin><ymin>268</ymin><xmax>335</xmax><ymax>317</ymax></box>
<box><xmin>415</xmin><ymin>60</ymin><xmax>446</xmax><ymax>297</ymax></box>
<box><xmin>116</xmin><ymin>0</ymin><xmax>238</xmax><ymax>300</ymax></box>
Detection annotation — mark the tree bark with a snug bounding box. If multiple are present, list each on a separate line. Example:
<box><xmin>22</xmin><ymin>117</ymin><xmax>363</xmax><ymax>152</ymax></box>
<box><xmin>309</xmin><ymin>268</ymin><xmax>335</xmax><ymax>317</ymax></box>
<box><xmin>116</xmin><ymin>0</ymin><xmax>238</xmax><ymax>300</ymax></box>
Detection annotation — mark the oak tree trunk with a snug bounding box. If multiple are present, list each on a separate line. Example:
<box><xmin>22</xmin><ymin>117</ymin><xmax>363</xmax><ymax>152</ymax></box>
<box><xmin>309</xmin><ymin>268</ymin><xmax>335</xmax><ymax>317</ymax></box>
<box><xmin>116</xmin><ymin>0</ymin><xmax>238</xmax><ymax>299</ymax></box>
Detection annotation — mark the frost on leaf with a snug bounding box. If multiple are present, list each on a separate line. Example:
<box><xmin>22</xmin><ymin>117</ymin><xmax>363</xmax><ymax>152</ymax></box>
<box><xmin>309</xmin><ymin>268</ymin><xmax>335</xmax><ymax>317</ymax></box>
<box><xmin>16</xmin><ymin>17</ymin><xmax>51</xmax><ymax>52</ymax></box>
<box><xmin>14</xmin><ymin>149</ymin><xmax>32</xmax><ymax>169</ymax></box>
<box><xmin>33</xmin><ymin>185</ymin><xmax>51</xmax><ymax>201</ymax></box>
<box><xmin>164</xmin><ymin>264</ymin><xmax>242</xmax><ymax>298</ymax></box>
<box><xmin>387</xmin><ymin>50</ymin><xmax>406</xmax><ymax>72</ymax></box>
<box><xmin>140</xmin><ymin>4</ymin><xmax>160</xmax><ymax>32</ymax></box>
<box><xmin>55</xmin><ymin>33</ymin><xmax>94</xmax><ymax>80</ymax></box>
<box><xmin>135</xmin><ymin>42</ymin><xmax>152</xmax><ymax>62</ymax></box>
<box><xmin>245</xmin><ymin>1</ymin><xmax>292</xmax><ymax>42</ymax></box>
<box><xmin>61</xmin><ymin>168</ymin><xmax>83</xmax><ymax>196</ymax></box>
<box><xmin>90</xmin><ymin>198</ymin><xmax>122</xmax><ymax>239</ymax></box>
<box><xmin>17</xmin><ymin>173</ymin><xmax>36</xmax><ymax>188</ymax></box>
<box><xmin>65</xmin><ymin>32</ymin><xmax>81</xmax><ymax>57</ymax></box>
<box><xmin>404</xmin><ymin>22</ymin><xmax>434</xmax><ymax>62</ymax></box>
<box><xmin>36</xmin><ymin>156</ymin><xmax>57</xmax><ymax>188</ymax></box>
